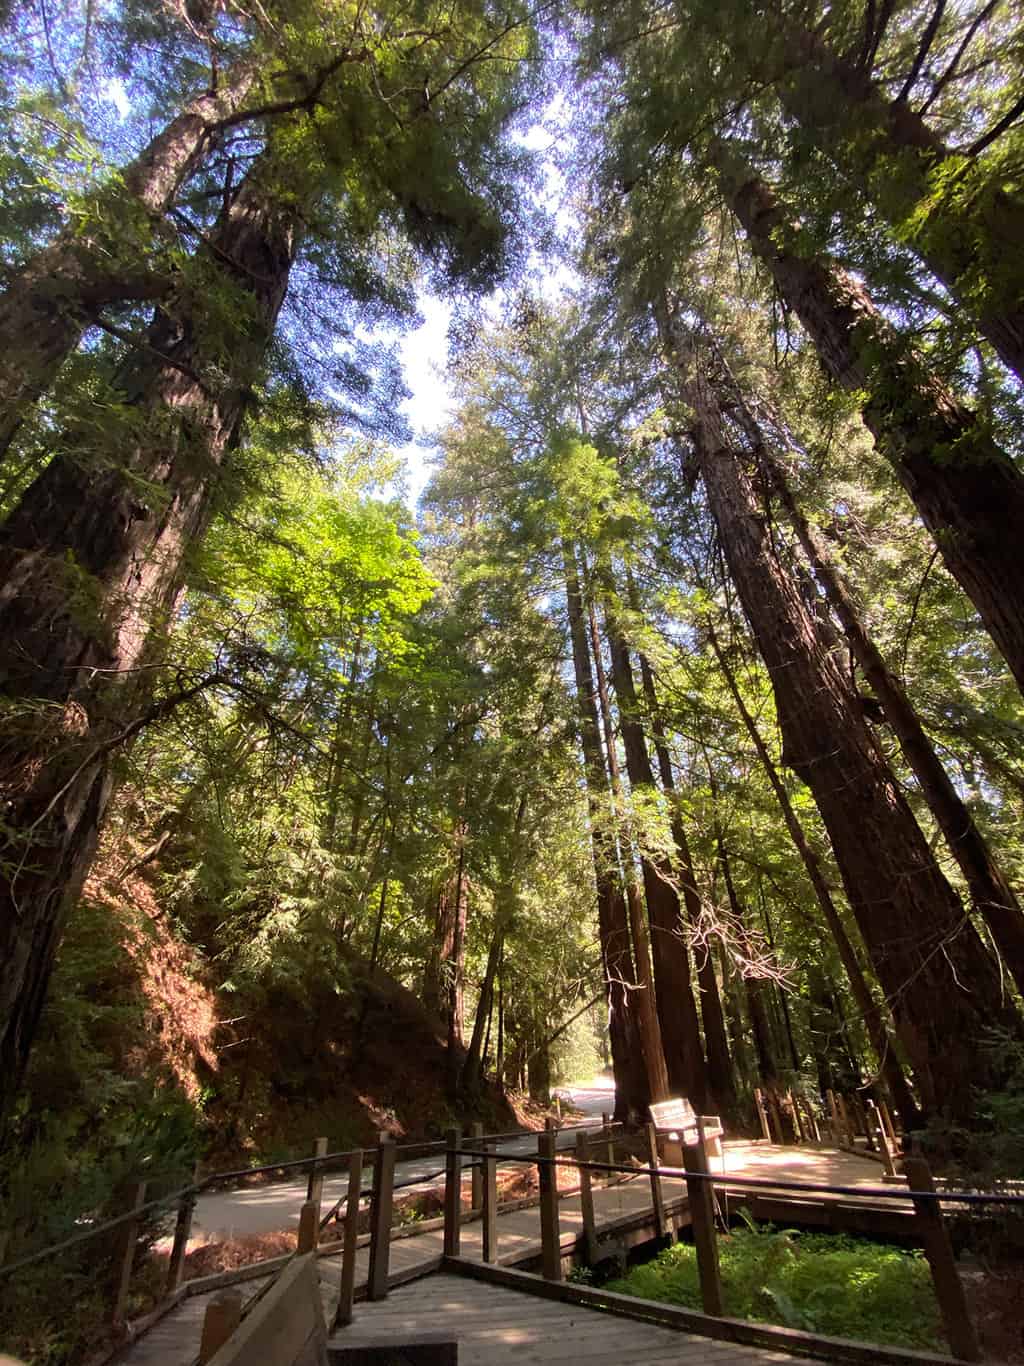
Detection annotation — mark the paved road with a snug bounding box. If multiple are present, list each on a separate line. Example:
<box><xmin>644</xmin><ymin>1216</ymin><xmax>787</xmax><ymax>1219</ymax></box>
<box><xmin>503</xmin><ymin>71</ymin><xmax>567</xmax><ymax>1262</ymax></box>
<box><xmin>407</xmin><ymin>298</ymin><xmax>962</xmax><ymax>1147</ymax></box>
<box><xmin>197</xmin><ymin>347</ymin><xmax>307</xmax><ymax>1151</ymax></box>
<box><xmin>188</xmin><ymin>1076</ymin><xmax>617</xmax><ymax>1241</ymax></box>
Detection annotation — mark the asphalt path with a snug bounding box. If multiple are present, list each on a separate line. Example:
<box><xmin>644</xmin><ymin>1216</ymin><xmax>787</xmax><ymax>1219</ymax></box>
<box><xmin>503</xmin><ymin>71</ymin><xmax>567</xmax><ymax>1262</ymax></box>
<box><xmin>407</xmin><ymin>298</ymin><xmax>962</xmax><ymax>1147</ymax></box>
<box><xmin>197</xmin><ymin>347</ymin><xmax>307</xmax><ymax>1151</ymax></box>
<box><xmin>189</xmin><ymin>1076</ymin><xmax>617</xmax><ymax>1241</ymax></box>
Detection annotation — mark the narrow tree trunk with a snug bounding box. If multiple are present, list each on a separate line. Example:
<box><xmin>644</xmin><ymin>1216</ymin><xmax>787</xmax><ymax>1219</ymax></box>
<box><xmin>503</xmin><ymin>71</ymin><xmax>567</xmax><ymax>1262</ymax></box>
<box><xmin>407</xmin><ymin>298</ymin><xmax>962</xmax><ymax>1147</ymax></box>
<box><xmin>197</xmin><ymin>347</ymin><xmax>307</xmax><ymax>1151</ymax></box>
<box><xmin>711</xmin><ymin>806</ymin><xmax>779</xmax><ymax>1086</ymax></box>
<box><xmin>563</xmin><ymin>541</ymin><xmax>666</xmax><ymax>1118</ymax></box>
<box><xmin>0</xmin><ymin>63</ymin><xmax>257</xmax><ymax>460</ymax></box>
<box><xmin>448</xmin><ymin>838</ymin><xmax>468</xmax><ymax>1053</ymax></box>
<box><xmin>461</xmin><ymin>796</ymin><xmax>527</xmax><ymax>1095</ymax></box>
<box><xmin>604</xmin><ymin>610</ymin><xmax>710</xmax><ymax>1109</ymax></box>
<box><xmin>774</xmin><ymin>23</ymin><xmax>1024</xmax><ymax>381</ymax></box>
<box><xmin>707</xmin><ymin>620</ymin><xmax>920</xmax><ymax>1128</ymax></box>
<box><xmin>584</xmin><ymin>597</ymin><xmax>670</xmax><ymax>1105</ymax></box>
<box><xmin>0</xmin><ymin>162</ymin><xmax>297</xmax><ymax>1099</ymax></box>
<box><xmin>637</xmin><ymin>653</ymin><xmax>738</xmax><ymax>1118</ymax></box>
<box><xmin>663</xmin><ymin>315</ymin><xmax>1016</xmax><ymax>1121</ymax></box>
<box><xmin>764</xmin><ymin>446</ymin><xmax>1024</xmax><ymax>995</ymax></box>
<box><xmin>715</xmin><ymin>147</ymin><xmax>1024</xmax><ymax>696</ymax></box>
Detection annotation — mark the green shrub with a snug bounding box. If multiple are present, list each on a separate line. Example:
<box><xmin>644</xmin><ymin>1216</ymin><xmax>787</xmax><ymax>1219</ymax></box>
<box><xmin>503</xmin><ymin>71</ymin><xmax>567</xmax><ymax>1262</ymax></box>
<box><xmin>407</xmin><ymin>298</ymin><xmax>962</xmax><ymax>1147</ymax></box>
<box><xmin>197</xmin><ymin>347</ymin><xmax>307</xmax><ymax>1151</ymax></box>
<box><xmin>605</xmin><ymin>1221</ymin><xmax>943</xmax><ymax>1350</ymax></box>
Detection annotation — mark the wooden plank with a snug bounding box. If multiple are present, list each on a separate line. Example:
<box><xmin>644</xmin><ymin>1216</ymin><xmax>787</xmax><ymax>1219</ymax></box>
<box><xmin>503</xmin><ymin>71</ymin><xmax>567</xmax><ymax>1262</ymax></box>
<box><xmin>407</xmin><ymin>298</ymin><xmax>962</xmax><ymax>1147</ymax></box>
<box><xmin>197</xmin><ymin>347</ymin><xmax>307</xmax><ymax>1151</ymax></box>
<box><xmin>644</xmin><ymin>1122</ymin><xmax>666</xmax><ymax>1237</ymax></box>
<box><xmin>333</xmin><ymin>1149</ymin><xmax>363</xmax><ymax>1329</ymax></box>
<box><xmin>111</xmin><ymin>1180</ymin><xmax>147</xmax><ymax>1326</ymax></box>
<box><xmin>367</xmin><ymin>1136</ymin><xmax>396</xmax><ymax>1301</ymax></box>
<box><xmin>298</xmin><ymin>1199</ymin><xmax>318</xmax><ymax>1254</ymax></box>
<box><xmin>204</xmin><ymin>1254</ymin><xmax>325</xmax><ymax>1366</ymax></box>
<box><xmin>537</xmin><ymin>1128</ymin><xmax>561</xmax><ymax>1282</ymax></box>
<box><xmin>443</xmin><ymin>1127</ymin><xmax>462</xmax><ymax>1258</ymax></box>
<box><xmin>681</xmin><ymin>1139</ymin><xmax>722</xmax><ymax>1316</ymax></box>
<box><xmin>753</xmin><ymin>1088</ymin><xmax>772</xmax><ymax>1142</ymax></box>
<box><xmin>469</xmin><ymin>1122</ymin><xmax>484</xmax><ymax>1212</ymax></box>
<box><xmin>165</xmin><ymin>1165</ymin><xmax>200</xmax><ymax>1296</ymax></box>
<box><xmin>445</xmin><ymin>1259</ymin><xmax>963</xmax><ymax>1366</ymax></box>
<box><xmin>198</xmin><ymin>1290</ymin><xmax>243</xmax><ymax>1365</ymax></box>
<box><xmin>904</xmin><ymin>1157</ymin><xmax>980</xmax><ymax>1362</ymax></box>
<box><xmin>307</xmin><ymin>1136</ymin><xmax>329</xmax><ymax>1213</ymax></box>
<box><xmin>480</xmin><ymin>1139</ymin><xmax>498</xmax><ymax>1265</ymax></box>
<box><xmin>575</xmin><ymin>1130</ymin><xmax>596</xmax><ymax>1264</ymax></box>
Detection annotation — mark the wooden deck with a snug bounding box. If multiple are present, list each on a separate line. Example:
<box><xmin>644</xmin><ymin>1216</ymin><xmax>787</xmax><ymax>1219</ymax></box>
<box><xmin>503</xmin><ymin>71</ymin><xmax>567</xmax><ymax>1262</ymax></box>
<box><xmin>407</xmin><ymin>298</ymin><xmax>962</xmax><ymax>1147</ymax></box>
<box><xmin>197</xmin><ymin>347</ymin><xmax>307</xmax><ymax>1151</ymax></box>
<box><xmin>118</xmin><ymin>1142</ymin><xmax>891</xmax><ymax>1366</ymax></box>
<box><xmin>328</xmin><ymin>1266</ymin><xmax>827</xmax><ymax>1365</ymax></box>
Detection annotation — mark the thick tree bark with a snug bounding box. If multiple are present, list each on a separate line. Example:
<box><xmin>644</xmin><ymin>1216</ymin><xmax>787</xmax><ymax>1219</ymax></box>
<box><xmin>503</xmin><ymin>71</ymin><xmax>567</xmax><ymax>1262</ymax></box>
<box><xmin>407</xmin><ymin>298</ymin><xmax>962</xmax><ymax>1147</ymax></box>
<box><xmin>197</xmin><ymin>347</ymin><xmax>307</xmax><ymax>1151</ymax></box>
<box><xmin>604</xmin><ymin>612</ymin><xmax>710</xmax><ymax>1109</ymax></box>
<box><xmin>707</xmin><ymin>620</ymin><xmax>920</xmax><ymax>1130</ymax></box>
<box><xmin>0</xmin><ymin>63</ymin><xmax>257</xmax><ymax>461</ymax></box>
<box><xmin>775</xmin><ymin>22</ymin><xmax>1024</xmax><ymax>381</ymax></box>
<box><xmin>663</xmin><ymin>315</ymin><xmax>1017</xmax><ymax>1121</ymax></box>
<box><xmin>563</xmin><ymin>541</ymin><xmax>667</xmax><ymax>1119</ymax></box>
<box><xmin>637</xmin><ymin>653</ymin><xmax>738</xmax><ymax>1120</ymax></box>
<box><xmin>763</xmin><ymin>448</ymin><xmax>1024</xmax><ymax>997</ymax></box>
<box><xmin>0</xmin><ymin>162</ymin><xmax>297</xmax><ymax>1100</ymax></box>
<box><xmin>716</xmin><ymin>149</ymin><xmax>1024</xmax><ymax>697</ymax></box>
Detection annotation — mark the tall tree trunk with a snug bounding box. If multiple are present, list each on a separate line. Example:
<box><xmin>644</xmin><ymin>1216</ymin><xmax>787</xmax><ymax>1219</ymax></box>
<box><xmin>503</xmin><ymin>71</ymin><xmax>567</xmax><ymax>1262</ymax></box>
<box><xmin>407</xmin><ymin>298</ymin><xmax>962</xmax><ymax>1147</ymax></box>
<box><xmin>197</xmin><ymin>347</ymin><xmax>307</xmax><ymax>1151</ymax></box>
<box><xmin>563</xmin><ymin>540</ymin><xmax>667</xmax><ymax>1119</ymax></box>
<box><xmin>0</xmin><ymin>161</ymin><xmax>297</xmax><ymax>1101</ymax></box>
<box><xmin>603</xmin><ymin>609</ymin><xmax>710</xmax><ymax>1109</ymax></box>
<box><xmin>763</xmin><ymin>446</ymin><xmax>1024</xmax><ymax>996</ymax></box>
<box><xmin>585</xmin><ymin>596</ymin><xmax>668</xmax><ymax>1102</ymax></box>
<box><xmin>773</xmin><ymin>22</ymin><xmax>1024</xmax><ymax>382</ymax></box>
<box><xmin>715</xmin><ymin>147</ymin><xmax>1024</xmax><ymax>696</ymax></box>
<box><xmin>461</xmin><ymin>795</ymin><xmax>527</xmax><ymax>1095</ymax></box>
<box><xmin>637</xmin><ymin>652</ymin><xmax>738</xmax><ymax>1119</ymax></box>
<box><xmin>448</xmin><ymin>838</ymin><xmax>468</xmax><ymax>1053</ymax></box>
<box><xmin>0</xmin><ymin>63</ymin><xmax>257</xmax><ymax>461</ymax></box>
<box><xmin>663</xmin><ymin>314</ymin><xmax>1017</xmax><ymax>1122</ymax></box>
<box><xmin>707</xmin><ymin>620</ymin><xmax>920</xmax><ymax>1128</ymax></box>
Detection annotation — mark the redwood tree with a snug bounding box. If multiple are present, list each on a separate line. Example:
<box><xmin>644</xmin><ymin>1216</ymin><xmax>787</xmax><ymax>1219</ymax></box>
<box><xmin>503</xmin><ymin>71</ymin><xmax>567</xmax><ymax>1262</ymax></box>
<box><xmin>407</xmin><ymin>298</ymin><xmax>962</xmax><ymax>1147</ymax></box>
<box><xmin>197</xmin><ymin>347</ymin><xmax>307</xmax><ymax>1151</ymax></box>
<box><xmin>661</xmin><ymin>309</ymin><xmax>1018</xmax><ymax>1121</ymax></box>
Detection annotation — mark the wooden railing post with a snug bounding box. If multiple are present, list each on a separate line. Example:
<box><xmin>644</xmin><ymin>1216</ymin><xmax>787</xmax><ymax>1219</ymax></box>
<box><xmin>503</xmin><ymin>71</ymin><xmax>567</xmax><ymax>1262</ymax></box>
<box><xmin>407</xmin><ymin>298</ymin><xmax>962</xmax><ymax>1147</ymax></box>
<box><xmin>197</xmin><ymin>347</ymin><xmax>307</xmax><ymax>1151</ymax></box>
<box><xmin>165</xmin><ymin>1164</ymin><xmax>200</xmax><ymax>1296</ymax></box>
<box><xmin>787</xmin><ymin>1089</ymin><xmax>806</xmax><ymax>1143</ymax></box>
<box><xmin>576</xmin><ymin>1129</ymin><xmax>597</xmax><ymax>1264</ymax></box>
<box><xmin>333</xmin><ymin>1148</ymin><xmax>363</xmax><ymax>1329</ymax></box>
<box><xmin>482</xmin><ymin>1139</ymin><xmax>498</xmax><ymax>1264</ymax></box>
<box><xmin>602</xmin><ymin>1112</ymin><xmax>615</xmax><ymax>1174</ymax></box>
<box><xmin>297</xmin><ymin>1198</ymin><xmax>318</xmax><ymax>1254</ymax></box>
<box><xmin>443</xmin><ymin>1127</ymin><xmax>462</xmax><ymax>1258</ymax></box>
<box><xmin>645</xmin><ymin>1122</ymin><xmax>667</xmax><ymax>1237</ymax></box>
<box><xmin>836</xmin><ymin>1093</ymin><xmax>856</xmax><ymax>1148</ymax></box>
<box><xmin>307</xmin><ymin>1136</ymin><xmax>328</xmax><ymax>1219</ymax></box>
<box><xmin>879</xmin><ymin>1099</ymin><xmax>899</xmax><ymax>1148</ymax></box>
<box><xmin>537</xmin><ymin>1128</ymin><xmax>562</xmax><ymax>1282</ymax></box>
<box><xmin>868</xmin><ymin>1100</ymin><xmax>897</xmax><ymax>1177</ymax></box>
<box><xmin>826</xmin><ymin>1088</ymin><xmax>840</xmax><ymax>1143</ymax></box>
<box><xmin>470</xmin><ymin>1121</ymin><xmax>484</xmax><ymax>1213</ymax></box>
<box><xmin>110</xmin><ymin>1180</ymin><xmax>147</xmax><ymax>1326</ymax></box>
<box><xmin>199</xmin><ymin>1289</ymin><xmax>242</xmax><ymax>1364</ymax></box>
<box><xmin>682</xmin><ymin>1139</ymin><xmax>723</xmax><ymax>1316</ymax></box>
<box><xmin>904</xmin><ymin>1157</ymin><xmax>981</xmax><ymax>1362</ymax></box>
<box><xmin>367</xmin><ymin>1133</ymin><xmax>395</xmax><ymax>1300</ymax></box>
<box><xmin>767</xmin><ymin>1090</ymin><xmax>786</xmax><ymax>1145</ymax></box>
<box><xmin>855</xmin><ymin>1097</ymin><xmax>877</xmax><ymax>1152</ymax></box>
<box><xmin>801</xmin><ymin>1093</ymin><xmax>821</xmax><ymax>1143</ymax></box>
<box><xmin>753</xmin><ymin>1088</ymin><xmax>772</xmax><ymax>1142</ymax></box>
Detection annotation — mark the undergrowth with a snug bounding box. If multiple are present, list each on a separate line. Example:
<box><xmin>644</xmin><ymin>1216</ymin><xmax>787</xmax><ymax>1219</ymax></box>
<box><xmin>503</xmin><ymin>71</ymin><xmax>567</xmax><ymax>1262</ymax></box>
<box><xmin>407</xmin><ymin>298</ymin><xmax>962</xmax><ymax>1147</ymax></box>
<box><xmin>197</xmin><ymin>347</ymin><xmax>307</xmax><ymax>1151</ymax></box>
<box><xmin>606</xmin><ymin>1219</ymin><xmax>943</xmax><ymax>1350</ymax></box>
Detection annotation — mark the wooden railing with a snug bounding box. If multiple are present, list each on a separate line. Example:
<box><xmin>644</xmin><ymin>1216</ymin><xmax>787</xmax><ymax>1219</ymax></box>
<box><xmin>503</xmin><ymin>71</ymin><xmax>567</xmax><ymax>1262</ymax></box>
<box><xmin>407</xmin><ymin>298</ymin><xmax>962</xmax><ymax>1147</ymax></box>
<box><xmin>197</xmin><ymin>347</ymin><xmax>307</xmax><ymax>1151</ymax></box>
<box><xmin>0</xmin><ymin>1122</ymin><xmax>599</xmax><ymax>1344</ymax></box>
<box><xmin>448</xmin><ymin>1133</ymin><xmax>1024</xmax><ymax>1363</ymax></box>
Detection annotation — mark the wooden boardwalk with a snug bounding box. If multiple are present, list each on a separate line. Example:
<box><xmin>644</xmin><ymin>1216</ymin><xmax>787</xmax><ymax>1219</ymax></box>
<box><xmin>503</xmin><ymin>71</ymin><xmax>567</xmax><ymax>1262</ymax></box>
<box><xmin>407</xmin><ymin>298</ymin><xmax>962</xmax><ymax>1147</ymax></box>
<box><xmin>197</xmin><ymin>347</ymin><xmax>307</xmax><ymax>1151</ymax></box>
<box><xmin>119</xmin><ymin>1142</ymin><xmax>889</xmax><ymax>1366</ymax></box>
<box><xmin>328</xmin><ymin>1266</ymin><xmax>829</xmax><ymax>1365</ymax></box>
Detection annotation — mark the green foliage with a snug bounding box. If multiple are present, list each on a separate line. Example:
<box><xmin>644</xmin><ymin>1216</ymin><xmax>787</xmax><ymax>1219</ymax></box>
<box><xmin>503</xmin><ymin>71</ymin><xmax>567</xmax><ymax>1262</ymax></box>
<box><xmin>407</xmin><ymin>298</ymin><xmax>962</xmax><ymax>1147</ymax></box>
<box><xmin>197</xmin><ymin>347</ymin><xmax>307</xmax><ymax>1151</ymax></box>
<box><xmin>606</xmin><ymin>1224</ymin><xmax>943</xmax><ymax>1350</ymax></box>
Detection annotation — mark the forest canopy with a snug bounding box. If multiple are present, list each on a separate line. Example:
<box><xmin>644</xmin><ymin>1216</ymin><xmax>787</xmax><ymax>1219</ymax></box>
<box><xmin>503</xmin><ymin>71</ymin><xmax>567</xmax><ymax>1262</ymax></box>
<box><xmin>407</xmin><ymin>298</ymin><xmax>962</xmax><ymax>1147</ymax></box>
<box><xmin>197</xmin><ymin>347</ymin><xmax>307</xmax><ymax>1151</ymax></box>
<box><xmin>2</xmin><ymin>0</ymin><xmax>1024</xmax><ymax>1309</ymax></box>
